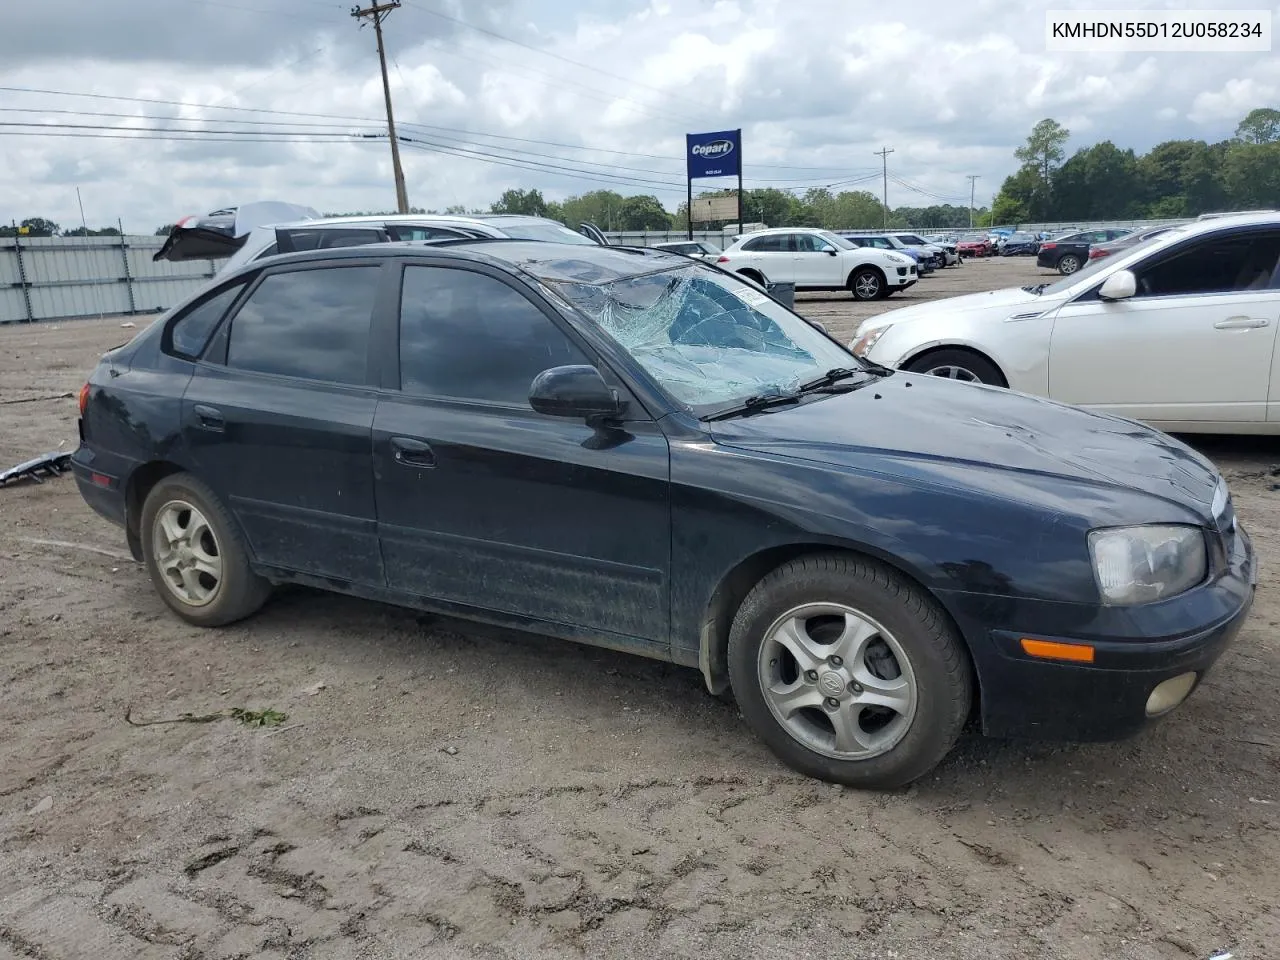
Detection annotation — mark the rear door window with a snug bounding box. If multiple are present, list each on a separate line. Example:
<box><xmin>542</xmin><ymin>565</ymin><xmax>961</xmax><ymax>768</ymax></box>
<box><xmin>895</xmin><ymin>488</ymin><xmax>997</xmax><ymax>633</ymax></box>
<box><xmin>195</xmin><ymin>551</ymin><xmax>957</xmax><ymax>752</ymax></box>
<box><xmin>742</xmin><ymin>235</ymin><xmax>784</xmax><ymax>252</ymax></box>
<box><xmin>1133</xmin><ymin>232</ymin><xmax>1280</xmax><ymax>297</ymax></box>
<box><xmin>397</xmin><ymin>266</ymin><xmax>590</xmax><ymax>405</ymax></box>
<box><xmin>225</xmin><ymin>265</ymin><xmax>381</xmax><ymax>384</ymax></box>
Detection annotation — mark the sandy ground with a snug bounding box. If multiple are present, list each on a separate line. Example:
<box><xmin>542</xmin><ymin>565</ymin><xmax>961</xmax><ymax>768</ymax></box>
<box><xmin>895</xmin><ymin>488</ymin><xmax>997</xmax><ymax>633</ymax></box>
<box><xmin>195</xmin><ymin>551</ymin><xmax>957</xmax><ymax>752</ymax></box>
<box><xmin>1</xmin><ymin>256</ymin><xmax>1278</xmax><ymax>960</ymax></box>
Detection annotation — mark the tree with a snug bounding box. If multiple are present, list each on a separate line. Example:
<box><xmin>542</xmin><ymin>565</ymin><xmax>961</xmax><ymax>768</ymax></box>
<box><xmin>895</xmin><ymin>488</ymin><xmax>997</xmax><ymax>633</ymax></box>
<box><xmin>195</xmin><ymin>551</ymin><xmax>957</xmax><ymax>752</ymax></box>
<box><xmin>616</xmin><ymin>194</ymin><xmax>671</xmax><ymax>230</ymax></box>
<box><xmin>19</xmin><ymin>217</ymin><xmax>59</xmax><ymax>237</ymax></box>
<box><xmin>1014</xmin><ymin>118</ymin><xmax>1070</xmax><ymax>184</ymax></box>
<box><xmin>1221</xmin><ymin>141</ymin><xmax>1280</xmax><ymax>209</ymax></box>
<box><xmin>490</xmin><ymin>188</ymin><xmax>549</xmax><ymax>217</ymax></box>
<box><xmin>1051</xmin><ymin>141</ymin><xmax>1142</xmax><ymax>219</ymax></box>
<box><xmin>557</xmin><ymin>190</ymin><xmax>627</xmax><ymax>229</ymax></box>
<box><xmin>1235</xmin><ymin>107</ymin><xmax>1280</xmax><ymax>144</ymax></box>
<box><xmin>990</xmin><ymin>192</ymin><xmax>1028</xmax><ymax>225</ymax></box>
<box><xmin>64</xmin><ymin>226</ymin><xmax>121</xmax><ymax>237</ymax></box>
<box><xmin>154</xmin><ymin>224</ymin><xmax>176</xmax><ymax>236</ymax></box>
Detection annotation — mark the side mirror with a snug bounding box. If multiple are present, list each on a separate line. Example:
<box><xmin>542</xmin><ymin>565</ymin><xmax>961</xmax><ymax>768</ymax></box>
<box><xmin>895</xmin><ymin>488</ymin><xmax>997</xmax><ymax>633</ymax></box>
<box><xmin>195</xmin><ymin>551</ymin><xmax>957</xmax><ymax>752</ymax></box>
<box><xmin>529</xmin><ymin>365</ymin><xmax>625</xmax><ymax>420</ymax></box>
<box><xmin>1098</xmin><ymin>269</ymin><xmax>1137</xmax><ymax>301</ymax></box>
<box><xmin>810</xmin><ymin>320</ymin><xmax>828</xmax><ymax>333</ymax></box>
<box><xmin>825</xmin><ymin>248</ymin><xmax>838</xmax><ymax>256</ymax></box>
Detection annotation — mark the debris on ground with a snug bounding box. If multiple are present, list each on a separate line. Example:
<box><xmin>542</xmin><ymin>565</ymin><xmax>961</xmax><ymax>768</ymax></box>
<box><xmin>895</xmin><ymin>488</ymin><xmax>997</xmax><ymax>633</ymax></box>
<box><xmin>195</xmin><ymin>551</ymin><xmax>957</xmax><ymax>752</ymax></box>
<box><xmin>124</xmin><ymin>705</ymin><xmax>288</xmax><ymax>728</ymax></box>
<box><xmin>28</xmin><ymin>796</ymin><xmax>53</xmax><ymax>815</ymax></box>
<box><xmin>305</xmin><ymin>680</ymin><xmax>327</xmax><ymax>696</ymax></box>
<box><xmin>0</xmin><ymin>451</ymin><xmax>72</xmax><ymax>487</ymax></box>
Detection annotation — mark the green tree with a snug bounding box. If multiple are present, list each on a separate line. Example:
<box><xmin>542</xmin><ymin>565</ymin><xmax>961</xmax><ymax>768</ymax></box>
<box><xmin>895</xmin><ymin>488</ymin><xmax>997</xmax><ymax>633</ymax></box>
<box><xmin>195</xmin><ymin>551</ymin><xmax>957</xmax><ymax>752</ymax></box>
<box><xmin>1221</xmin><ymin>141</ymin><xmax>1280</xmax><ymax>208</ymax></box>
<box><xmin>1015</xmin><ymin>119</ymin><xmax>1070</xmax><ymax>185</ymax></box>
<box><xmin>1235</xmin><ymin>107</ymin><xmax>1280</xmax><ymax>144</ymax></box>
<box><xmin>557</xmin><ymin>190</ymin><xmax>628</xmax><ymax>229</ymax></box>
<box><xmin>990</xmin><ymin>192</ymin><xmax>1028</xmax><ymax>225</ymax></box>
<box><xmin>154</xmin><ymin>224</ymin><xmax>175</xmax><ymax>236</ymax></box>
<box><xmin>1051</xmin><ymin>141</ymin><xmax>1142</xmax><ymax>219</ymax></box>
<box><xmin>490</xmin><ymin>188</ymin><xmax>550</xmax><ymax>217</ymax></box>
<box><xmin>994</xmin><ymin>166</ymin><xmax>1044</xmax><ymax>223</ymax></box>
<box><xmin>616</xmin><ymin>194</ymin><xmax>671</xmax><ymax>230</ymax></box>
<box><xmin>19</xmin><ymin>217</ymin><xmax>59</xmax><ymax>236</ymax></box>
<box><xmin>64</xmin><ymin>226</ymin><xmax>121</xmax><ymax>237</ymax></box>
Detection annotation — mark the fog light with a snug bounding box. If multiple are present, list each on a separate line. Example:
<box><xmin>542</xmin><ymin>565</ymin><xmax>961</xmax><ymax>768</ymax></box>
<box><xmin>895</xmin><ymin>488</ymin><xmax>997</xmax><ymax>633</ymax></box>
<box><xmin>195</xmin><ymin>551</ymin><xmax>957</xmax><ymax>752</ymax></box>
<box><xmin>1145</xmin><ymin>672</ymin><xmax>1198</xmax><ymax>717</ymax></box>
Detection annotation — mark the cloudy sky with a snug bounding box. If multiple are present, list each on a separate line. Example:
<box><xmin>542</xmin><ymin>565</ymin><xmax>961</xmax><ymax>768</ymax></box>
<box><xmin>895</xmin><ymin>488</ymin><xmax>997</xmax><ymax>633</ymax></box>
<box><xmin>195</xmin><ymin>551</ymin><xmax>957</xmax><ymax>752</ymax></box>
<box><xmin>2</xmin><ymin>0</ymin><xmax>1277</xmax><ymax>232</ymax></box>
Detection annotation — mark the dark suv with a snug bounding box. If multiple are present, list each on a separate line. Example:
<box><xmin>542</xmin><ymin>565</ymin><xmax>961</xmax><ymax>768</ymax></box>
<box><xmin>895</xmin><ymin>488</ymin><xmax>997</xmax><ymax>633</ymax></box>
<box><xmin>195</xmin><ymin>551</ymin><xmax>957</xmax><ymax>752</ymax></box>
<box><xmin>72</xmin><ymin>240</ymin><xmax>1254</xmax><ymax>789</ymax></box>
<box><xmin>1036</xmin><ymin>228</ymin><xmax>1133</xmax><ymax>275</ymax></box>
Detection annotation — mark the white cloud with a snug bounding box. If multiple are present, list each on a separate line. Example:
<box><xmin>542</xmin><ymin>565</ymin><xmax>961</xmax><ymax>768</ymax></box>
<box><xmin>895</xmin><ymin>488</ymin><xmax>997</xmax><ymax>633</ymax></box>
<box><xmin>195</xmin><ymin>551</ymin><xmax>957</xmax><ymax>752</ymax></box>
<box><xmin>2</xmin><ymin>0</ymin><xmax>1278</xmax><ymax>231</ymax></box>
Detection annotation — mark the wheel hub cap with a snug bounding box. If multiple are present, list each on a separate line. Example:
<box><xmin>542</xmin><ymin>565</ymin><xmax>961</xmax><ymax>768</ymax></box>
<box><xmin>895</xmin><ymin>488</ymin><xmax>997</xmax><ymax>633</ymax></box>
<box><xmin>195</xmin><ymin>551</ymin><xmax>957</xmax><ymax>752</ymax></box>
<box><xmin>757</xmin><ymin>602</ymin><xmax>918</xmax><ymax>762</ymax></box>
<box><xmin>152</xmin><ymin>499</ymin><xmax>222</xmax><ymax>608</ymax></box>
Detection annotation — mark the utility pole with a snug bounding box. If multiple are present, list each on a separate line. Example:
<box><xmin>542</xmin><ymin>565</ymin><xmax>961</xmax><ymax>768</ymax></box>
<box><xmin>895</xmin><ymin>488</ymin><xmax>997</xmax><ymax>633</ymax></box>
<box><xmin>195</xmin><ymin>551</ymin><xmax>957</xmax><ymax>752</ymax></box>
<box><xmin>966</xmin><ymin>175</ymin><xmax>980</xmax><ymax>228</ymax></box>
<box><xmin>352</xmin><ymin>1</ymin><xmax>410</xmax><ymax>214</ymax></box>
<box><xmin>873</xmin><ymin>146</ymin><xmax>894</xmax><ymax>229</ymax></box>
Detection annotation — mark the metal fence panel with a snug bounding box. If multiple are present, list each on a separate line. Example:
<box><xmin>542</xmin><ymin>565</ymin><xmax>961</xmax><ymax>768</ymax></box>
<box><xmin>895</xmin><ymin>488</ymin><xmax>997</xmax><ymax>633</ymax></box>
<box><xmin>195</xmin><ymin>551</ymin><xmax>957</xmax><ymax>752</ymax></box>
<box><xmin>1</xmin><ymin>235</ymin><xmax>216</xmax><ymax>324</ymax></box>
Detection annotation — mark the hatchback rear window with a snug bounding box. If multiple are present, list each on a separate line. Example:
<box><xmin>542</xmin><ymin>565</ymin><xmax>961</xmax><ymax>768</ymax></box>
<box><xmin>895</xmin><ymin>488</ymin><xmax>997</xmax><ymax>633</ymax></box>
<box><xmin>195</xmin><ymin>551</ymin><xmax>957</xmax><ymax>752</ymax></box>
<box><xmin>167</xmin><ymin>282</ymin><xmax>247</xmax><ymax>359</ymax></box>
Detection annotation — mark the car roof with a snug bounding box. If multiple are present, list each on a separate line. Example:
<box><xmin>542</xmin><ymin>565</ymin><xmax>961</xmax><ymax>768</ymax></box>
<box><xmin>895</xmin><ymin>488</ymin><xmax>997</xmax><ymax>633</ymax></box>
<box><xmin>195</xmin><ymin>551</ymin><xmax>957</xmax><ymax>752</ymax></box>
<box><xmin>230</xmin><ymin>239</ymin><xmax>690</xmax><ymax>284</ymax></box>
<box><xmin>261</xmin><ymin>212</ymin><xmax>567</xmax><ymax>230</ymax></box>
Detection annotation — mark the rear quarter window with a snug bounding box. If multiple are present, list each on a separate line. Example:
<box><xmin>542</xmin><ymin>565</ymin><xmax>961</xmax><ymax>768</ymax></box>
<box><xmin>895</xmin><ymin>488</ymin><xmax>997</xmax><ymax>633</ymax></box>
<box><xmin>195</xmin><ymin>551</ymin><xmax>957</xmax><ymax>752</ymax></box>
<box><xmin>165</xmin><ymin>282</ymin><xmax>247</xmax><ymax>359</ymax></box>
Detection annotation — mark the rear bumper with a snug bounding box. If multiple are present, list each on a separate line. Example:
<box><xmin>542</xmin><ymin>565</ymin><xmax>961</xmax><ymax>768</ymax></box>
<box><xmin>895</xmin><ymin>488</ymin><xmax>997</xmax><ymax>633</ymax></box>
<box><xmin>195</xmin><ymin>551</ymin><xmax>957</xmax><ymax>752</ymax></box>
<box><xmin>941</xmin><ymin>523</ymin><xmax>1256</xmax><ymax>742</ymax></box>
<box><xmin>71</xmin><ymin>443</ymin><xmax>127</xmax><ymax>528</ymax></box>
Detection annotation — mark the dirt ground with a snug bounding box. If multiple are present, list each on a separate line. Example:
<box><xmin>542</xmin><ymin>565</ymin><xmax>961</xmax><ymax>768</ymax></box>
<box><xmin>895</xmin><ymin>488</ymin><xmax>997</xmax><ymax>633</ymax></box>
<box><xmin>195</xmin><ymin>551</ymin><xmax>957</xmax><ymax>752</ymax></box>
<box><xmin>1</xmin><ymin>256</ymin><xmax>1278</xmax><ymax>960</ymax></box>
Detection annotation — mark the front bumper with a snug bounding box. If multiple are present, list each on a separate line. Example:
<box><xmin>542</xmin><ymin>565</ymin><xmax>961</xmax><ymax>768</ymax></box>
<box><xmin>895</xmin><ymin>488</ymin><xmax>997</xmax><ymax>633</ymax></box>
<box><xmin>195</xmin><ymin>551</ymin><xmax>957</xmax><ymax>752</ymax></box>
<box><xmin>941</xmin><ymin>522</ymin><xmax>1256</xmax><ymax>742</ymax></box>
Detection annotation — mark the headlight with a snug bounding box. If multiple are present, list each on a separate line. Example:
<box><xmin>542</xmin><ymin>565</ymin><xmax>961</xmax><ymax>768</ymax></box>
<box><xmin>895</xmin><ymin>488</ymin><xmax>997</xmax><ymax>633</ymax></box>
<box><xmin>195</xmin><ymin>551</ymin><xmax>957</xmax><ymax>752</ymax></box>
<box><xmin>850</xmin><ymin>324</ymin><xmax>891</xmax><ymax>357</ymax></box>
<box><xmin>1088</xmin><ymin>525</ymin><xmax>1207</xmax><ymax>605</ymax></box>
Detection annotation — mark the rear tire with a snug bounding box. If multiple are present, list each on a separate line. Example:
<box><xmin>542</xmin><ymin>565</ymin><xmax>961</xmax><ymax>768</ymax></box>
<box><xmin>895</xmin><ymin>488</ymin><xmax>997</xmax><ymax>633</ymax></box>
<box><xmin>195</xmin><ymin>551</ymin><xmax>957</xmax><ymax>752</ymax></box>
<box><xmin>140</xmin><ymin>474</ymin><xmax>271</xmax><ymax>627</ymax></box>
<box><xmin>727</xmin><ymin>553</ymin><xmax>972</xmax><ymax>789</ymax></box>
<box><xmin>904</xmin><ymin>348</ymin><xmax>1003</xmax><ymax>386</ymax></box>
<box><xmin>1057</xmin><ymin>254</ymin><xmax>1082</xmax><ymax>275</ymax></box>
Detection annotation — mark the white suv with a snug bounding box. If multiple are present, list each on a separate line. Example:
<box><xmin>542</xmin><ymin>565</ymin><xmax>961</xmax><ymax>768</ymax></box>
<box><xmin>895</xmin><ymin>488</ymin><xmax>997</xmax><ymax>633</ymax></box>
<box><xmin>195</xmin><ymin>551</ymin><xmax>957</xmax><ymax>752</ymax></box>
<box><xmin>716</xmin><ymin>228</ymin><xmax>917</xmax><ymax>300</ymax></box>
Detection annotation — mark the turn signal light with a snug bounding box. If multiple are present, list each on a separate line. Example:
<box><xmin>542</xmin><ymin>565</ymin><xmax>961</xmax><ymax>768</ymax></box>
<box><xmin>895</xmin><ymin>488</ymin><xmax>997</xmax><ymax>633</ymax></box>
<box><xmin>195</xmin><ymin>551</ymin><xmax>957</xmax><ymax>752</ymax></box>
<box><xmin>716</xmin><ymin>255</ymin><xmax>730</xmax><ymax>263</ymax></box>
<box><xmin>1020</xmin><ymin>638</ymin><xmax>1095</xmax><ymax>664</ymax></box>
<box><xmin>78</xmin><ymin>382</ymin><xmax>90</xmax><ymax>416</ymax></box>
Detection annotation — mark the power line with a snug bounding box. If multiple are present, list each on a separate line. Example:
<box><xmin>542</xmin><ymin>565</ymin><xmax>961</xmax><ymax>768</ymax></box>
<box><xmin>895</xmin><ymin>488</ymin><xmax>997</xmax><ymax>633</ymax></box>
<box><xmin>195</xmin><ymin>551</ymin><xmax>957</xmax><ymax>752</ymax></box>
<box><xmin>0</xmin><ymin>85</ymin><xmax>867</xmax><ymax>174</ymax></box>
<box><xmin>399</xmin><ymin>0</ymin><xmax>716</xmax><ymax>118</ymax></box>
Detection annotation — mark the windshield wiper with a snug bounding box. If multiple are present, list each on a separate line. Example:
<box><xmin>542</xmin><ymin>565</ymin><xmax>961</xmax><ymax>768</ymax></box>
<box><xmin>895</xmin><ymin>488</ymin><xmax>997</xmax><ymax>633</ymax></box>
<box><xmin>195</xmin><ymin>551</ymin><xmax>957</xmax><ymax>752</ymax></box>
<box><xmin>1022</xmin><ymin>283</ymin><xmax>1049</xmax><ymax>294</ymax></box>
<box><xmin>794</xmin><ymin>367</ymin><xmax>865</xmax><ymax>392</ymax></box>
<box><xmin>701</xmin><ymin>392</ymin><xmax>801</xmax><ymax>422</ymax></box>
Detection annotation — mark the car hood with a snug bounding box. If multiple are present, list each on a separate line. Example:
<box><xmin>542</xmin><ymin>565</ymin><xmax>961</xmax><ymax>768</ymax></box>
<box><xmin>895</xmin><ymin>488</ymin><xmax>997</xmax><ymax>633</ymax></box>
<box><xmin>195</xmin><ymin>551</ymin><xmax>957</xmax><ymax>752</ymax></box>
<box><xmin>858</xmin><ymin>285</ymin><xmax>1054</xmax><ymax>332</ymax></box>
<box><xmin>708</xmin><ymin>373</ymin><xmax>1218</xmax><ymax>515</ymax></box>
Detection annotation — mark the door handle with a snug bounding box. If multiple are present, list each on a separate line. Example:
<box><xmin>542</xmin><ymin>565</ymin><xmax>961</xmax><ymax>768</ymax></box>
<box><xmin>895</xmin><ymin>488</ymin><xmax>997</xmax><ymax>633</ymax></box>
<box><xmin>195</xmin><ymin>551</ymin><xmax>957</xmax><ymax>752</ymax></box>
<box><xmin>192</xmin><ymin>403</ymin><xmax>225</xmax><ymax>432</ymax></box>
<box><xmin>1214</xmin><ymin>317</ymin><xmax>1270</xmax><ymax>330</ymax></box>
<box><xmin>390</xmin><ymin>436</ymin><xmax>436</xmax><ymax>468</ymax></box>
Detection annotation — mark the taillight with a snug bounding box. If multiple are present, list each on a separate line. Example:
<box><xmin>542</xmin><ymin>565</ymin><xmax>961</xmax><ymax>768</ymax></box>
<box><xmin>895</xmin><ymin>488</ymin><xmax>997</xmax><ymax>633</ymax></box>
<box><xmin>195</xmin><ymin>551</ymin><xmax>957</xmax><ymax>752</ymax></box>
<box><xmin>78</xmin><ymin>382</ymin><xmax>90</xmax><ymax>416</ymax></box>
<box><xmin>1040</xmin><ymin>242</ymin><xmax>1057</xmax><ymax>250</ymax></box>
<box><xmin>716</xmin><ymin>255</ymin><xmax>730</xmax><ymax>263</ymax></box>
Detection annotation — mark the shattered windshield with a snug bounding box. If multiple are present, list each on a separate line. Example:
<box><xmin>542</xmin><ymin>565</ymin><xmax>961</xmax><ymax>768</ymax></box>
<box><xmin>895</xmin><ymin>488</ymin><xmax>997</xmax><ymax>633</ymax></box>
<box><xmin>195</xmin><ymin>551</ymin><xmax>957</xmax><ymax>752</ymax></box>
<box><xmin>545</xmin><ymin>264</ymin><xmax>858</xmax><ymax>411</ymax></box>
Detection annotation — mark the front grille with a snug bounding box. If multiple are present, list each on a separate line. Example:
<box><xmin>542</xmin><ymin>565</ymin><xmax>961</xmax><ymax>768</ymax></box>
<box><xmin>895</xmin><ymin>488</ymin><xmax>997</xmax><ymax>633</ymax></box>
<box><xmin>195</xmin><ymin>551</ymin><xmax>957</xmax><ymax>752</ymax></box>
<box><xmin>897</xmin><ymin>267</ymin><xmax>908</xmax><ymax>277</ymax></box>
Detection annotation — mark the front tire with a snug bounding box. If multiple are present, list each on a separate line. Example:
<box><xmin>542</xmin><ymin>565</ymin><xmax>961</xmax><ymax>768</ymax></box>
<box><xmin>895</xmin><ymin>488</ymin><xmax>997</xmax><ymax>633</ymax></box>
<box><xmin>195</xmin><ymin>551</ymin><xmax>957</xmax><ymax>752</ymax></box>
<box><xmin>850</xmin><ymin>267</ymin><xmax>886</xmax><ymax>301</ymax></box>
<box><xmin>141</xmin><ymin>474</ymin><xmax>271</xmax><ymax>627</ymax></box>
<box><xmin>904</xmin><ymin>348</ymin><xmax>1003</xmax><ymax>386</ymax></box>
<box><xmin>1057</xmin><ymin>254</ymin><xmax>1082</xmax><ymax>275</ymax></box>
<box><xmin>728</xmin><ymin>554</ymin><xmax>972</xmax><ymax>789</ymax></box>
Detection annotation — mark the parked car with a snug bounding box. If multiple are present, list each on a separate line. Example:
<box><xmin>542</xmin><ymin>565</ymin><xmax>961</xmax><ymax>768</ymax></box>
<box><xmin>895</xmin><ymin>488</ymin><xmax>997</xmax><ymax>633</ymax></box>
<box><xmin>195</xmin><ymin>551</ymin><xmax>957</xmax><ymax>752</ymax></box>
<box><xmin>1036</xmin><ymin>228</ymin><xmax>1133</xmax><ymax>275</ymax></box>
<box><xmin>999</xmin><ymin>232</ymin><xmax>1040</xmax><ymax>256</ymax></box>
<box><xmin>718</xmin><ymin>228</ymin><xmax>918</xmax><ymax>300</ymax></box>
<box><xmin>155</xmin><ymin>206</ymin><xmax>605</xmax><ymax>272</ymax></box>
<box><xmin>72</xmin><ymin>238</ymin><xmax>1255</xmax><ymax>789</ymax></box>
<box><xmin>837</xmin><ymin>233</ymin><xmax>933</xmax><ymax>275</ymax></box>
<box><xmin>849</xmin><ymin>212</ymin><xmax>1280</xmax><ymax>433</ymax></box>
<box><xmin>889</xmin><ymin>233</ymin><xmax>951</xmax><ymax>268</ymax></box>
<box><xmin>1089</xmin><ymin>226</ymin><xmax>1174</xmax><ymax>261</ymax></box>
<box><xmin>956</xmin><ymin>233</ymin><xmax>994</xmax><ymax>257</ymax></box>
<box><xmin>652</xmin><ymin>240</ymin><xmax>722</xmax><ymax>259</ymax></box>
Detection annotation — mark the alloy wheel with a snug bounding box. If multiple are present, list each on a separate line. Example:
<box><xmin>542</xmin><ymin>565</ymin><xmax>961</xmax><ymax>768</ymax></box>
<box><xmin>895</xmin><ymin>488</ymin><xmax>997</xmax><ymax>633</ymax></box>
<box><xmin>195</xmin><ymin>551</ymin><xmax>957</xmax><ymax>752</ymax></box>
<box><xmin>757</xmin><ymin>602</ymin><xmax>918</xmax><ymax>761</ymax></box>
<box><xmin>152</xmin><ymin>499</ymin><xmax>222</xmax><ymax>607</ymax></box>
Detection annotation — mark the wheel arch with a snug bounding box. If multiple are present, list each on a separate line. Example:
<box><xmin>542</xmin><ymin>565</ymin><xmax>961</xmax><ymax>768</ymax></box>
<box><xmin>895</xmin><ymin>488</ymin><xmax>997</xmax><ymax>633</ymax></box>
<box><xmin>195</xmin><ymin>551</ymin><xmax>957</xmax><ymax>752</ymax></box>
<box><xmin>123</xmin><ymin>460</ymin><xmax>186</xmax><ymax>561</ymax></box>
<box><xmin>698</xmin><ymin>541</ymin><xmax>981</xmax><ymax>716</ymax></box>
<box><xmin>898</xmin><ymin>343</ymin><xmax>1009</xmax><ymax>387</ymax></box>
<box><xmin>846</xmin><ymin>262</ymin><xmax>887</xmax><ymax>289</ymax></box>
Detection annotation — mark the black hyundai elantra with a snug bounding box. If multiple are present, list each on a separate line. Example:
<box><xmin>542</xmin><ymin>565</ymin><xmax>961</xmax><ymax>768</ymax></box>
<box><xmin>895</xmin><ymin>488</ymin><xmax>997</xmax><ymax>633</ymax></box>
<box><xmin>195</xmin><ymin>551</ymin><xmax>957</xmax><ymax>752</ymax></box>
<box><xmin>71</xmin><ymin>239</ymin><xmax>1255</xmax><ymax>788</ymax></box>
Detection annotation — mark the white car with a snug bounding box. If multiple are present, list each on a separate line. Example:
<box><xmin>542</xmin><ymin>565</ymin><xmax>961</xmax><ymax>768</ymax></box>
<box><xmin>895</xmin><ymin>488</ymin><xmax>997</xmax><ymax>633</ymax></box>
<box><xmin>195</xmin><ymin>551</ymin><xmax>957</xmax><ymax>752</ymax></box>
<box><xmin>154</xmin><ymin>205</ymin><xmax>604</xmax><ymax>274</ymax></box>
<box><xmin>717</xmin><ymin>227</ymin><xmax>918</xmax><ymax>301</ymax></box>
<box><xmin>849</xmin><ymin>212</ymin><xmax>1280</xmax><ymax>434</ymax></box>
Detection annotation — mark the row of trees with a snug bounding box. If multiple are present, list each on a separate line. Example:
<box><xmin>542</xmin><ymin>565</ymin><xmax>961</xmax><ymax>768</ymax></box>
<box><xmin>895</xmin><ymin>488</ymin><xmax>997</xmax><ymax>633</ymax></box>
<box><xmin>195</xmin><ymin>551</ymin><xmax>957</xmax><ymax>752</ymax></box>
<box><xmin>994</xmin><ymin>108</ymin><xmax>1280</xmax><ymax>223</ymax></box>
